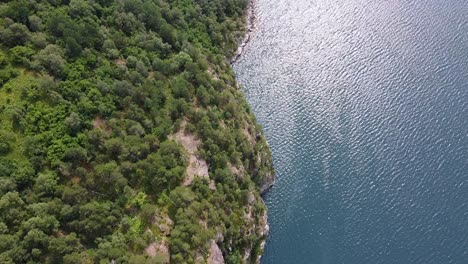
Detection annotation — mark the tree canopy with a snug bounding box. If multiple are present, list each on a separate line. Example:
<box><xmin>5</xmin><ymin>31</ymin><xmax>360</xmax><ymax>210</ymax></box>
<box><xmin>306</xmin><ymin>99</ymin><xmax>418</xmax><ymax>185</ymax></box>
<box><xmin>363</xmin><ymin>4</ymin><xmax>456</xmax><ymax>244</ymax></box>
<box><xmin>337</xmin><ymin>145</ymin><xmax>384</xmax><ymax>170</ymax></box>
<box><xmin>0</xmin><ymin>0</ymin><xmax>273</xmax><ymax>263</ymax></box>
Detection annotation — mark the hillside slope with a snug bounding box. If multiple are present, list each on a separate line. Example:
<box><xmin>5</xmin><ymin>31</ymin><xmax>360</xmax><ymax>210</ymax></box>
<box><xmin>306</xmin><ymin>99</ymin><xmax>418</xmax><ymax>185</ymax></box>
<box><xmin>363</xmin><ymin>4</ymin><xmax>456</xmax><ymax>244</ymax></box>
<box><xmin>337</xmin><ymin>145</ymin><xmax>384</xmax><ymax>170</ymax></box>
<box><xmin>0</xmin><ymin>0</ymin><xmax>273</xmax><ymax>263</ymax></box>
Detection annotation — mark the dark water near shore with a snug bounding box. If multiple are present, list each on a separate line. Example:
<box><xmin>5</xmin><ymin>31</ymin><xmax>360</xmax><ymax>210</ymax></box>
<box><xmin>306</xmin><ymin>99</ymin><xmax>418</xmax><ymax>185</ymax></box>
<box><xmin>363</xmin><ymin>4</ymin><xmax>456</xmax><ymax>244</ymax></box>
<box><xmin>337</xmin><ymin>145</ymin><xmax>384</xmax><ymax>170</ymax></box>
<box><xmin>233</xmin><ymin>1</ymin><xmax>468</xmax><ymax>263</ymax></box>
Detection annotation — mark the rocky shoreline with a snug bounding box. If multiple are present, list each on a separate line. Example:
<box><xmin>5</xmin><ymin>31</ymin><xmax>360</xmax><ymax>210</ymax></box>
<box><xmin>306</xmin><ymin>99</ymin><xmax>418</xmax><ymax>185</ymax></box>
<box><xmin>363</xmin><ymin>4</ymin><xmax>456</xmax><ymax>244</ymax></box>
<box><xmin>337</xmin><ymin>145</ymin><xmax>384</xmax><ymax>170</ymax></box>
<box><xmin>229</xmin><ymin>1</ymin><xmax>277</xmax><ymax>263</ymax></box>
<box><xmin>230</xmin><ymin>0</ymin><xmax>257</xmax><ymax>64</ymax></box>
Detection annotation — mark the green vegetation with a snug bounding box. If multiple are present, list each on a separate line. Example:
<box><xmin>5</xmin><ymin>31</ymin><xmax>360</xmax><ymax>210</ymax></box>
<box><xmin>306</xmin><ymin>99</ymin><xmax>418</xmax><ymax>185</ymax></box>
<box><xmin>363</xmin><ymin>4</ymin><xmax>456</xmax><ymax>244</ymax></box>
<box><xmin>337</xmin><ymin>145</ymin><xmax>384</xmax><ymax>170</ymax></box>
<box><xmin>0</xmin><ymin>0</ymin><xmax>273</xmax><ymax>263</ymax></box>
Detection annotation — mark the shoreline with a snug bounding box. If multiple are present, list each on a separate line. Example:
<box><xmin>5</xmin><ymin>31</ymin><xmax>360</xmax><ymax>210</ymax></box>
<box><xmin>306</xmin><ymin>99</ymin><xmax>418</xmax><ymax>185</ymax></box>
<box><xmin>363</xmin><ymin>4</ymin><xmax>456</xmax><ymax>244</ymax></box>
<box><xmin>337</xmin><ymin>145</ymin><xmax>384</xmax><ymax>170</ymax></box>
<box><xmin>230</xmin><ymin>0</ymin><xmax>257</xmax><ymax>64</ymax></box>
<box><xmin>230</xmin><ymin>1</ymin><xmax>276</xmax><ymax>262</ymax></box>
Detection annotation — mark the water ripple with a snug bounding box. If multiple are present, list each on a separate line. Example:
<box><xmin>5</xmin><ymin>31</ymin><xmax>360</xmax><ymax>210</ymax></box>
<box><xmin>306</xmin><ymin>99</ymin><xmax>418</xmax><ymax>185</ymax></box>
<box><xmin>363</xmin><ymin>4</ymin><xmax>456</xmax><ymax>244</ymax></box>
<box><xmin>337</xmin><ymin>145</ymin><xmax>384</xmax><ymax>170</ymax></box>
<box><xmin>234</xmin><ymin>0</ymin><xmax>468</xmax><ymax>263</ymax></box>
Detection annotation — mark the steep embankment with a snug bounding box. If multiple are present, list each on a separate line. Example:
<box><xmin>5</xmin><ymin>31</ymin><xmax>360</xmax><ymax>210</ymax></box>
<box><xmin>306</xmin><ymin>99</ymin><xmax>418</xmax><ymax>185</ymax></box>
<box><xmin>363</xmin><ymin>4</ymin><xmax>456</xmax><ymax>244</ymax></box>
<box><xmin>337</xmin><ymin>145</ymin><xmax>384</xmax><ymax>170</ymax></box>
<box><xmin>230</xmin><ymin>0</ymin><xmax>257</xmax><ymax>65</ymax></box>
<box><xmin>0</xmin><ymin>0</ymin><xmax>273</xmax><ymax>263</ymax></box>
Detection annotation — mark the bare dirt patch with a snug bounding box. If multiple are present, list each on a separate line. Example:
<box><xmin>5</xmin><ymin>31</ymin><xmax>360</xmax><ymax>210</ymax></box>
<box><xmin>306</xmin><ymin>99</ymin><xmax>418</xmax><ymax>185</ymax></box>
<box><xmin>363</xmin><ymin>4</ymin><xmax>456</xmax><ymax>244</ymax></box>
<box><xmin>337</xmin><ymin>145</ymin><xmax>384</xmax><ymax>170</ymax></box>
<box><xmin>115</xmin><ymin>59</ymin><xmax>126</xmax><ymax>66</ymax></box>
<box><xmin>145</xmin><ymin>240</ymin><xmax>170</xmax><ymax>263</ymax></box>
<box><xmin>169</xmin><ymin>120</ymin><xmax>209</xmax><ymax>186</ymax></box>
<box><xmin>228</xmin><ymin>162</ymin><xmax>245</xmax><ymax>178</ymax></box>
<box><xmin>207</xmin><ymin>66</ymin><xmax>220</xmax><ymax>80</ymax></box>
<box><xmin>92</xmin><ymin>116</ymin><xmax>111</xmax><ymax>136</ymax></box>
<box><xmin>242</xmin><ymin>123</ymin><xmax>256</xmax><ymax>145</ymax></box>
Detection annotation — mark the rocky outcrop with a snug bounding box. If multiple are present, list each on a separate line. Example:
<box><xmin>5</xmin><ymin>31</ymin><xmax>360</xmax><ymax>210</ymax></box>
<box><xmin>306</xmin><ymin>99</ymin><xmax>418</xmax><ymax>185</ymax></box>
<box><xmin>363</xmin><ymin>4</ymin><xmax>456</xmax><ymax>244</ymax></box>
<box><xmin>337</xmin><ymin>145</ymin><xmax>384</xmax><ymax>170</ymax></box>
<box><xmin>237</xmin><ymin>191</ymin><xmax>271</xmax><ymax>263</ymax></box>
<box><xmin>169</xmin><ymin>120</ymin><xmax>209</xmax><ymax>186</ymax></box>
<box><xmin>228</xmin><ymin>161</ymin><xmax>245</xmax><ymax>178</ymax></box>
<box><xmin>153</xmin><ymin>210</ymin><xmax>174</xmax><ymax>236</ymax></box>
<box><xmin>230</xmin><ymin>0</ymin><xmax>257</xmax><ymax>64</ymax></box>
<box><xmin>244</xmin><ymin>124</ymin><xmax>275</xmax><ymax>195</ymax></box>
<box><xmin>208</xmin><ymin>240</ymin><xmax>225</xmax><ymax>264</ymax></box>
<box><xmin>259</xmin><ymin>172</ymin><xmax>275</xmax><ymax>195</ymax></box>
<box><xmin>145</xmin><ymin>240</ymin><xmax>170</xmax><ymax>263</ymax></box>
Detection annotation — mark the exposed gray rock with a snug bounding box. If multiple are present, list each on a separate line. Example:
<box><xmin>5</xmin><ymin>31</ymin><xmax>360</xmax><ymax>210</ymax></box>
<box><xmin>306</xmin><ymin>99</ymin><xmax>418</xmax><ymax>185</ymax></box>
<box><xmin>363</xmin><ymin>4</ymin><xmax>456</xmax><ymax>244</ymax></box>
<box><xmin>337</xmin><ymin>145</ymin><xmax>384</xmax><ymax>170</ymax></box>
<box><xmin>259</xmin><ymin>172</ymin><xmax>275</xmax><ymax>195</ymax></box>
<box><xmin>230</xmin><ymin>0</ymin><xmax>257</xmax><ymax>64</ymax></box>
<box><xmin>208</xmin><ymin>240</ymin><xmax>225</xmax><ymax>264</ymax></box>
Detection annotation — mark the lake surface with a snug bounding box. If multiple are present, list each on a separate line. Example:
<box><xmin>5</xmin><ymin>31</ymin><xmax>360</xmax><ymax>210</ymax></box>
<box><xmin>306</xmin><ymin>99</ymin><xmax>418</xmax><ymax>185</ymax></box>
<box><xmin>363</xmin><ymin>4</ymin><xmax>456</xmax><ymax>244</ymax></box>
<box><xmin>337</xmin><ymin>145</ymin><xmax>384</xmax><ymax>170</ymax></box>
<box><xmin>233</xmin><ymin>1</ymin><xmax>468</xmax><ymax>263</ymax></box>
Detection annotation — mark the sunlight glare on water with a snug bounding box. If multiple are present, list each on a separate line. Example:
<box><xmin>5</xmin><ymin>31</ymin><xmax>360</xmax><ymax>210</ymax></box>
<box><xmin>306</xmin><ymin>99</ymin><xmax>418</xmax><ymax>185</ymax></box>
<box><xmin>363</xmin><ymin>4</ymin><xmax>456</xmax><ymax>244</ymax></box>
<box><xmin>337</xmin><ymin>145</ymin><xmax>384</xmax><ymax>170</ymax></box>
<box><xmin>234</xmin><ymin>0</ymin><xmax>468</xmax><ymax>263</ymax></box>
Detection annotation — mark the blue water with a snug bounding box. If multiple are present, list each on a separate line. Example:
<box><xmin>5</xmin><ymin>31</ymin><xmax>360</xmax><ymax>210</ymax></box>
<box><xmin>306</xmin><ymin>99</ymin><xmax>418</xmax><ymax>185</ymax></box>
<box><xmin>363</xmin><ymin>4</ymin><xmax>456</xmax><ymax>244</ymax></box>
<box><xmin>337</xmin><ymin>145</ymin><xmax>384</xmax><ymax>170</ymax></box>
<box><xmin>233</xmin><ymin>1</ymin><xmax>468</xmax><ymax>263</ymax></box>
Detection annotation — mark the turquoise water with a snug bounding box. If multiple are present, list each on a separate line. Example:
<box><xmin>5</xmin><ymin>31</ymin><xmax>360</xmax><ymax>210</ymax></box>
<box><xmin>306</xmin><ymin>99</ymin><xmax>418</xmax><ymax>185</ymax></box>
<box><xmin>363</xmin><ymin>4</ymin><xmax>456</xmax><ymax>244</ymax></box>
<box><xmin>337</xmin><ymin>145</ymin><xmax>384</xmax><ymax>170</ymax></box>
<box><xmin>233</xmin><ymin>1</ymin><xmax>468</xmax><ymax>263</ymax></box>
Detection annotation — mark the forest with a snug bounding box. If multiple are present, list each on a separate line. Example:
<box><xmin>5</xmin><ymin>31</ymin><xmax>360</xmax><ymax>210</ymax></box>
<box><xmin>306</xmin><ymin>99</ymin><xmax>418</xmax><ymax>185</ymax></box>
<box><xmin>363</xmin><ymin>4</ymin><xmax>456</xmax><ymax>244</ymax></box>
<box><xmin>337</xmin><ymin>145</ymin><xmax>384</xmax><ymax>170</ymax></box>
<box><xmin>0</xmin><ymin>0</ymin><xmax>274</xmax><ymax>263</ymax></box>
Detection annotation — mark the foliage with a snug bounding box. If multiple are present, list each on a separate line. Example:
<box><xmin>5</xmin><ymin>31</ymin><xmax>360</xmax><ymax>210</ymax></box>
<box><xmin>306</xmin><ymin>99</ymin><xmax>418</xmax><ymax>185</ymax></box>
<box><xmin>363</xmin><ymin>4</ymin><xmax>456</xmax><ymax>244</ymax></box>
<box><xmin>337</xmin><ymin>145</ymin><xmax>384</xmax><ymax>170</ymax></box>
<box><xmin>0</xmin><ymin>0</ymin><xmax>274</xmax><ymax>263</ymax></box>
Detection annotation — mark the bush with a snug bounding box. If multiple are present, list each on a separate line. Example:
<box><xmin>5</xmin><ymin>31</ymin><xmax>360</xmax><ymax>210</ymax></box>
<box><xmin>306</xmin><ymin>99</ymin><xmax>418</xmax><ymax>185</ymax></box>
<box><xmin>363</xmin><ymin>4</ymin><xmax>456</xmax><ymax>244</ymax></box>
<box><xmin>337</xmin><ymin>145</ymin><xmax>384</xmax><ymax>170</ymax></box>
<box><xmin>32</xmin><ymin>45</ymin><xmax>66</xmax><ymax>77</ymax></box>
<box><xmin>28</xmin><ymin>15</ymin><xmax>42</xmax><ymax>32</ymax></box>
<box><xmin>0</xmin><ymin>51</ymin><xmax>6</xmax><ymax>67</ymax></box>
<box><xmin>10</xmin><ymin>46</ymin><xmax>35</xmax><ymax>65</ymax></box>
<box><xmin>0</xmin><ymin>142</ymin><xmax>10</xmax><ymax>155</ymax></box>
<box><xmin>0</xmin><ymin>67</ymin><xmax>19</xmax><ymax>86</ymax></box>
<box><xmin>0</xmin><ymin>23</ymin><xmax>31</xmax><ymax>47</ymax></box>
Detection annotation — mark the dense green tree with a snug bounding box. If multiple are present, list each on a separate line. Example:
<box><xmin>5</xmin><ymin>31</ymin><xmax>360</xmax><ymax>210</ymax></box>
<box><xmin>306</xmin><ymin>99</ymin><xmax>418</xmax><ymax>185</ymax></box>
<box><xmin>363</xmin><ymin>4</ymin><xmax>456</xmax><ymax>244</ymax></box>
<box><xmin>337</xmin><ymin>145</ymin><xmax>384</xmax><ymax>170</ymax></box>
<box><xmin>65</xmin><ymin>112</ymin><xmax>82</xmax><ymax>134</ymax></box>
<box><xmin>47</xmin><ymin>233</ymin><xmax>82</xmax><ymax>263</ymax></box>
<box><xmin>32</xmin><ymin>44</ymin><xmax>67</xmax><ymax>77</ymax></box>
<box><xmin>89</xmin><ymin>161</ymin><xmax>128</xmax><ymax>196</ymax></box>
<box><xmin>0</xmin><ymin>0</ymin><xmax>274</xmax><ymax>262</ymax></box>
<box><xmin>34</xmin><ymin>172</ymin><xmax>59</xmax><ymax>198</ymax></box>
<box><xmin>0</xmin><ymin>23</ymin><xmax>31</xmax><ymax>47</ymax></box>
<box><xmin>0</xmin><ymin>192</ymin><xmax>27</xmax><ymax>229</ymax></box>
<box><xmin>9</xmin><ymin>46</ymin><xmax>35</xmax><ymax>65</ymax></box>
<box><xmin>69</xmin><ymin>201</ymin><xmax>121</xmax><ymax>242</ymax></box>
<box><xmin>0</xmin><ymin>51</ymin><xmax>6</xmax><ymax>66</ymax></box>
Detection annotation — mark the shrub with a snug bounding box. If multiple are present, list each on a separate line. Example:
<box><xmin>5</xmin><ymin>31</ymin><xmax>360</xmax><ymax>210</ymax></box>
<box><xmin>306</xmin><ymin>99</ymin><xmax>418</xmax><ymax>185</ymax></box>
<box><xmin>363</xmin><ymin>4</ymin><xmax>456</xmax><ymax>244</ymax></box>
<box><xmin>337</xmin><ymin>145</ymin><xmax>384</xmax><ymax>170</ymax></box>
<box><xmin>0</xmin><ymin>142</ymin><xmax>11</xmax><ymax>155</ymax></box>
<box><xmin>10</xmin><ymin>45</ymin><xmax>35</xmax><ymax>65</ymax></box>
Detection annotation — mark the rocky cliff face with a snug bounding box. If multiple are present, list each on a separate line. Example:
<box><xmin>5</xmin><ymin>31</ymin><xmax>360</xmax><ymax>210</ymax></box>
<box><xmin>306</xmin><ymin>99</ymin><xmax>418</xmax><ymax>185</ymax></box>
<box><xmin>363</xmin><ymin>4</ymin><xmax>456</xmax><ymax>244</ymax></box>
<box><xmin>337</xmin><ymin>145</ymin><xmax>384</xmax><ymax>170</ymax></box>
<box><xmin>208</xmin><ymin>240</ymin><xmax>225</xmax><ymax>264</ymax></box>
<box><xmin>231</xmin><ymin>1</ymin><xmax>275</xmax><ymax>261</ymax></box>
<box><xmin>230</xmin><ymin>0</ymin><xmax>257</xmax><ymax>64</ymax></box>
<box><xmin>259</xmin><ymin>170</ymin><xmax>275</xmax><ymax>195</ymax></box>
